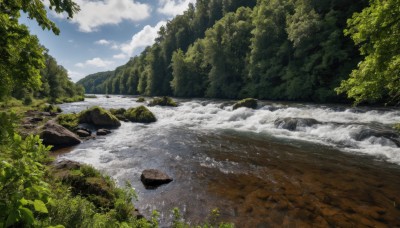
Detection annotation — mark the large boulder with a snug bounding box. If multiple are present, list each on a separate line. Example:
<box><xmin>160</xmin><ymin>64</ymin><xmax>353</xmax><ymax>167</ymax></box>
<box><xmin>352</xmin><ymin>127</ymin><xmax>400</xmax><ymax>147</ymax></box>
<box><xmin>125</xmin><ymin>106</ymin><xmax>156</xmax><ymax>123</ymax></box>
<box><xmin>79</xmin><ymin>106</ymin><xmax>121</xmax><ymax>127</ymax></box>
<box><xmin>109</xmin><ymin>108</ymin><xmax>127</xmax><ymax>121</ymax></box>
<box><xmin>274</xmin><ymin>117</ymin><xmax>319</xmax><ymax>131</ymax></box>
<box><xmin>232</xmin><ymin>98</ymin><xmax>258</xmax><ymax>110</ymax></box>
<box><xmin>40</xmin><ymin>121</ymin><xmax>81</xmax><ymax>147</ymax></box>
<box><xmin>141</xmin><ymin>169</ymin><xmax>173</xmax><ymax>189</ymax></box>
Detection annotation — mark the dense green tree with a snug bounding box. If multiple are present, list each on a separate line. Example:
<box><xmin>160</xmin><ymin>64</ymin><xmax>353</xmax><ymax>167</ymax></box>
<box><xmin>0</xmin><ymin>0</ymin><xmax>79</xmax><ymax>100</ymax></box>
<box><xmin>336</xmin><ymin>0</ymin><xmax>400</xmax><ymax>105</ymax></box>
<box><xmin>204</xmin><ymin>7</ymin><xmax>254</xmax><ymax>98</ymax></box>
<box><xmin>78</xmin><ymin>0</ymin><xmax>385</xmax><ymax>106</ymax></box>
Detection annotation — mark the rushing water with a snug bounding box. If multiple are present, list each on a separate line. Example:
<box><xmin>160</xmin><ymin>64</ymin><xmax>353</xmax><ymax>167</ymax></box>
<box><xmin>59</xmin><ymin>95</ymin><xmax>400</xmax><ymax>227</ymax></box>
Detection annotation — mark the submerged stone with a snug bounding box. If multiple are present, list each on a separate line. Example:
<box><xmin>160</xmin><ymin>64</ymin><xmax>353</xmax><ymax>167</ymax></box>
<box><xmin>233</xmin><ymin>98</ymin><xmax>258</xmax><ymax>110</ymax></box>
<box><xmin>141</xmin><ymin>169</ymin><xmax>173</xmax><ymax>189</ymax></box>
<box><xmin>136</xmin><ymin>97</ymin><xmax>146</xmax><ymax>102</ymax></box>
<box><xmin>274</xmin><ymin>117</ymin><xmax>319</xmax><ymax>131</ymax></box>
<box><xmin>148</xmin><ymin>96</ymin><xmax>177</xmax><ymax>107</ymax></box>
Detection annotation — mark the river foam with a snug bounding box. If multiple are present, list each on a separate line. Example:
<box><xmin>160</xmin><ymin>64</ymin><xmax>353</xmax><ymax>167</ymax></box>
<box><xmin>60</xmin><ymin>96</ymin><xmax>400</xmax><ymax>165</ymax></box>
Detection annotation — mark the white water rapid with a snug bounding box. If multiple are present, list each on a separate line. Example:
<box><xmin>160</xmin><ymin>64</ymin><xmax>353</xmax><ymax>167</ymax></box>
<box><xmin>59</xmin><ymin>95</ymin><xmax>400</xmax><ymax>165</ymax></box>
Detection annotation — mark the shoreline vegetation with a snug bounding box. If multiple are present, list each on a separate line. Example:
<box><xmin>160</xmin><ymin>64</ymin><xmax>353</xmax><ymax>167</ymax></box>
<box><xmin>0</xmin><ymin>97</ymin><xmax>234</xmax><ymax>227</ymax></box>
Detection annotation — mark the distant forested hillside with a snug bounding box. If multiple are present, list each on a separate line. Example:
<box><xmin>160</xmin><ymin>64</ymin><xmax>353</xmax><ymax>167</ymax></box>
<box><xmin>78</xmin><ymin>0</ymin><xmax>398</xmax><ymax>104</ymax></box>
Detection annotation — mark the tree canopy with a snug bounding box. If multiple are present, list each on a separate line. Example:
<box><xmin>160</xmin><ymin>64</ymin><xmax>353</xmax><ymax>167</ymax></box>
<box><xmin>79</xmin><ymin>0</ymin><xmax>372</xmax><ymax>104</ymax></box>
<box><xmin>0</xmin><ymin>0</ymin><xmax>80</xmax><ymax>100</ymax></box>
<box><xmin>336</xmin><ymin>0</ymin><xmax>400</xmax><ymax>105</ymax></box>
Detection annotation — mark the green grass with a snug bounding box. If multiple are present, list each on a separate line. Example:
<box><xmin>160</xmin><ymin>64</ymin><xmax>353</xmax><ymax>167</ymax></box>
<box><xmin>55</xmin><ymin>96</ymin><xmax>85</xmax><ymax>104</ymax></box>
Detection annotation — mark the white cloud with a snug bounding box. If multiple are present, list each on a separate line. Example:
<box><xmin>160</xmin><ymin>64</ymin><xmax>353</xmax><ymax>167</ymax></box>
<box><xmin>113</xmin><ymin>54</ymin><xmax>127</xmax><ymax>59</ymax></box>
<box><xmin>75</xmin><ymin>57</ymin><xmax>114</xmax><ymax>68</ymax></box>
<box><xmin>157</xmin><ymin>0</ymin><xmax>195</xmax><ymax>17</ymax></box>
<box><xmin>68</xmin><ymin>70</ymin><xmax>85</xmax><ymax>82</ymax></box>
<box><xmin>67</xmin><ymin>0</ymin><xmax>151</xmax><ymax>32</ymax></box>
<box><xmin>120</xmin><ymin>21</ymin><xmax>167</xmax><ymax>57</ymax></box>
<box><xmin>95</xmin><ymin>39</ymin><xmax>111</xmax><ymax>45</ymax></box>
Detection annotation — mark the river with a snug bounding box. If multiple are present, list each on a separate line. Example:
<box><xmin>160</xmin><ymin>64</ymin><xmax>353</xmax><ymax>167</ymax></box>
<box><xmin>58</xmin><ymin>95</ymin><xmax>400</xmax><ymax>227</ymax></box>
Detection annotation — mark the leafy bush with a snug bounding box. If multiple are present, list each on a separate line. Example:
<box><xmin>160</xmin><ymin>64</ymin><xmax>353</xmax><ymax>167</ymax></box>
<box><xmin>124</xmin><ymin>106</ymin><xmax>156</xmax><ymax>123</ymax></box>
<box><xmin>23</xmin><ymin>96</ymin><xmax>33</xmax><ymax>105</ymax></box>
<box><xmin>55</xmin><ymin>96</ymin><xmax>85</xmax><ymax>104</ymax></box>
<box><xmin>149</xmin><ymin>97</ymin><xmax>177</xmax><ymax>107</ymax></box>
<box><xmin>57</xmin><ymin>113</ymin><xmax>79</xmax><ymax>131</ymax></box>
<box><xmin>41</xmin><ymin>104</ymin><xmax>62</xmax><ymax>113</ymax></box>
<box><xmin>0</xmin><ymin>112</ymin><xmax>53</xmax><ymax>227</ymax></box>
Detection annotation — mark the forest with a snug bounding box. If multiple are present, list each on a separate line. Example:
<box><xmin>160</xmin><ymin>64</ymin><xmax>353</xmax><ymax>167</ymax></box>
<box><xmin>78</xmin><ymin>0</ymin><xmax>399</xmax><ymax>105</ymax></box>
<box><xmin>0</xmin><ymin>0</ymin><xmax>399</xmax><ymax>227</ymax></box>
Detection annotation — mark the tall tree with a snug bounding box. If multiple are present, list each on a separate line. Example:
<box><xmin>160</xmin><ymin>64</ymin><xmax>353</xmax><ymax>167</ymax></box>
<box><xmin>336</xmin><ymin>0</ymin><xmax>400</xmax><ymax>105</ymax></box>
<box><xmin>0</xmin><ymin>0</ymin><xmax>79</xmax><ymax>99</ymax></box>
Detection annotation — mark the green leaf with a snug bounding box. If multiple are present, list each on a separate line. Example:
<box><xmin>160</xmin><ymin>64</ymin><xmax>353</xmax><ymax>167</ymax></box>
<box><xmin>5</xmin><ymin>209</ymin><xmax>20</xmax><ymax>227</ymax></box>
<box><xmin>19</xmin><ymin>207</ymin><xmax>35</xmax><ymax>225</ymax></box>
<box><xmin>33</xmin><ymin>199</ymin><xmax>48</xmax><ymax>213</ymax></box>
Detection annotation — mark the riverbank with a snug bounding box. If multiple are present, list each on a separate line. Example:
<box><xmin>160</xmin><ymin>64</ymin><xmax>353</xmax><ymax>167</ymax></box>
<box><xmin>1</xmin><ymin>98</ymin><xmax>233</xmax><ymax>227</ymax></box>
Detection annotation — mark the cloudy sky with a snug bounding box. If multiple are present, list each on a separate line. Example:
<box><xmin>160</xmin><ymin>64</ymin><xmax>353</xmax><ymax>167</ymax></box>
<box><xmin>21</xmin><ymin>0</ymin><xmax>195</xmax><ymax>82</ymax></box>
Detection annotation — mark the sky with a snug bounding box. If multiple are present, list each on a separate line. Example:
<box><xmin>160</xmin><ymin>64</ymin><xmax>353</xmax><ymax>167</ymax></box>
<box><xmin>20</xmin><ymin>0</ymin><xmax>195</xmax><ymax>82</ymax></box>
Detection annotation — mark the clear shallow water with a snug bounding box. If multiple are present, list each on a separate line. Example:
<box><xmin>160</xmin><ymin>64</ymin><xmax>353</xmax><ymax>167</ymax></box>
<box><xmin>58</xmin><ymin>95</ymin><xmax>400</xmax><ymax>226</ymax></box>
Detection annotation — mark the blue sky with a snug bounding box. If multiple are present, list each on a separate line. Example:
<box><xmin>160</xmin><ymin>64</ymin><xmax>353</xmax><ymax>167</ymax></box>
<box><xmin>21</xmin><ymin>0</ymin><xmax>195</xmax><ymax>82</ymax></box>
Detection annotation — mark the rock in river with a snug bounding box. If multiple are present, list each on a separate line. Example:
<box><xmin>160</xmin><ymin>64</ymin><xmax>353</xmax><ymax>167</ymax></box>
<box><xmin>76</xmin><ymin>129</ymin><xmax>91</xmax><ymax>137</ymax></box>
<box><xmin>141</xmin><ymin>169</ymin><xmax>173</xmax><ymax>189</ymax></box>
<box><xmin>353</xmin><ymin>127</ymin><xmax>400</xmax><ymax>147</ymax></box>
<box><xmin>79</xmin><ymin>106</ymin><xmax>121</xmax><ymax>127</ymax></box>
<box><xmin>232</xmin><ymin>98</ymin><xmax>258</xmax><ymax>110</ymax></box>
<box><xmin>274</xmin><ymin>117</ymin><xmax>319</xmax><ymax>131</ymax></box>
<box><xmin>97</xmin><ymin>128</ymin><xmax>112</xmax><ymax>136</ymax></box>
<box><xmin>40</xmin><ymin>121</ymin><xmax>81</xmax><ymax>147</ymax></box>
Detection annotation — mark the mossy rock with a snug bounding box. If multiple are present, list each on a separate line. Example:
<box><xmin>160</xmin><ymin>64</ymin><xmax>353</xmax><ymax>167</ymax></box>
<box><xmin>394</xmin><ymin>123</ymin><xmax>400</xmax><ymax>133</ymax></box>
<box><xmin>148</xmin><ymin>96</ymin><xmax>177</xmax><ymax>107</ymax></box>
<box><xmin>232</xmin><ymin>98</ymin><xmax>258</xmax><ymax>110</ymax></box>
<box><xmin>79</xmin><ymin>106</ymin><xmax>121</xmax><ymax>127</ymax></box>
<box><xmin>52</xmin><ymin>161</ymin><xmax>116</xmax><ymax>210</ymax></box>
<box><xmin>124</xmin><ymin>106</ymin><xmax>156</xmax><ymax>123</ymax></box>
<box><xmin>136</xmin><ymin>97</ymin><xmax>146</xmax><ymax>102</ymax></box>
<box><xmin>57</xmin><ymin>113</ymin><xmax>79</xmax><ymax>131</ymax></box>
<box><xmin>109</xmin><ymin>108</ymin><xmax>128</xmax><ymax>121</ymax></box>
